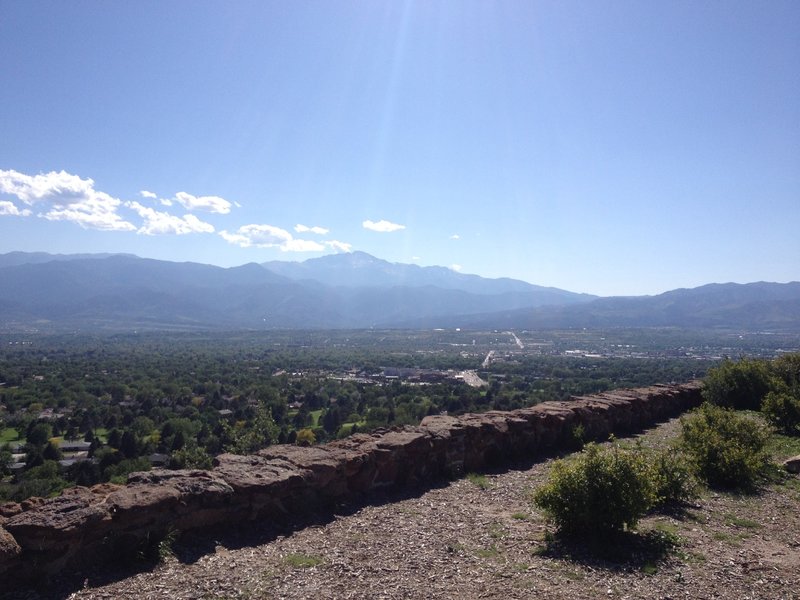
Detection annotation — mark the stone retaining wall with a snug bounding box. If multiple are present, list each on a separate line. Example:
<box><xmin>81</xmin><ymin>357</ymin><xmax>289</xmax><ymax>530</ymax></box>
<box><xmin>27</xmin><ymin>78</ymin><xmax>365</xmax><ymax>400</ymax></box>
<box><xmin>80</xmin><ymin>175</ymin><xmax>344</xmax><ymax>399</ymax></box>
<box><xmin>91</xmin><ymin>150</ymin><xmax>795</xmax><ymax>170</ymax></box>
<box><xmin>0</xmin><ymin>381</ymin><xmax>702</xmax><ymax>582</ymax></box>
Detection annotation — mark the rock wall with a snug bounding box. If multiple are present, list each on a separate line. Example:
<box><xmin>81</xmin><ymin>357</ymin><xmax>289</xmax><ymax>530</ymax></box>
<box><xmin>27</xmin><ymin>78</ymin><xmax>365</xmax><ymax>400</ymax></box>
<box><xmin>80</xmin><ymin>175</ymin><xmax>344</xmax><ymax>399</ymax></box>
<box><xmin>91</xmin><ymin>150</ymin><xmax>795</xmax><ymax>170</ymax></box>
<box><xmin>0</xmin><ymin>381</ymin><xmax>702</xmax><ymax>582</ymax></box>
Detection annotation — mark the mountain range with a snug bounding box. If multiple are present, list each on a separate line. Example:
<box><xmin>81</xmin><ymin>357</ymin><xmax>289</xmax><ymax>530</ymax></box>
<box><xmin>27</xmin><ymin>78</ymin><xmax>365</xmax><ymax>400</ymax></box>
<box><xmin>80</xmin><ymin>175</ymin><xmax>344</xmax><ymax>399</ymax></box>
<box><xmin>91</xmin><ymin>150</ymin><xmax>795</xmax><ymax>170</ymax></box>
<box><xmin>0</xmin><ymin>251</ymin><xmax>797</xmax><ymax>332</ymax></box>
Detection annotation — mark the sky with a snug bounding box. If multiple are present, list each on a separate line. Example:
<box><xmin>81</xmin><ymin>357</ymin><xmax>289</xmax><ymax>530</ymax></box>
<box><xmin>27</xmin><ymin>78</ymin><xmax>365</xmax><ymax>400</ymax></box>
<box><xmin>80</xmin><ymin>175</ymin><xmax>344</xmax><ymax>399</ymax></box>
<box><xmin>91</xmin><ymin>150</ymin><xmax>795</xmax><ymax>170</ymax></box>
<box><xmin>0</xmin><ymin>1</ymin><xmax>798</xmax><ymax>296</ymax></box>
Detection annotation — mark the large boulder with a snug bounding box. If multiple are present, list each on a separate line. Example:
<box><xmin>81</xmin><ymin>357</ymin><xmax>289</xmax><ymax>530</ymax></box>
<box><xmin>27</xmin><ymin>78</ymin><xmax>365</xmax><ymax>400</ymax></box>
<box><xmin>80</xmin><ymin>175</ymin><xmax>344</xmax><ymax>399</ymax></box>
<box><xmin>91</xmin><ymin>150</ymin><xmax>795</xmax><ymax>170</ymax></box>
<box><xmin>110</xmin><ymin>469</ymin><xmax>235</xmax><ymax>532</ymax></box>
<box><xmin>0</xmin><ymin>502</ymin><xmax>21</xmax><ymax>519</ymax></box>
<box><xmin>4</xmin><ymin>486</ymin><xmax>113</xmax><ymax>574</ymax></box>
<box><xmin>0</xmin><ymin>526</ymin><xmax>21</xmax><ymax>576</ymax></box>
<box><xmin>213</xmin><ymin>452</ymin><xmax>310</xmax><ymax>519</ymax></box>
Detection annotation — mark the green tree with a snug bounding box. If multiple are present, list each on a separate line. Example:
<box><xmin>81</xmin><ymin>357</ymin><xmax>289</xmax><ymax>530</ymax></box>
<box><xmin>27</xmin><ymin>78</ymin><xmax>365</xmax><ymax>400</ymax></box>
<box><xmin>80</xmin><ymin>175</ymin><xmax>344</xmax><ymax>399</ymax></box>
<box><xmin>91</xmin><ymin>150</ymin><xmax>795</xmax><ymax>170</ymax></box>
<box><xmin>702</xmin><ymin>358</ymin><xmax>774</xmax><ymax>411</ymax></box>
<box><xmin>131</xmin><ymin>416</ymin><xmax>156</xmax><ymax>439</ymax></box>
<box><xmin>104</xmin><ymin>457</ymin><xmax>151</xmax><ymax>483</ymax></box>
<box><xmin>292</xmin><ymin>404</ymin><xmax>311</xmax><ymax>429</ymax></box>
<box><xmin>0</xmin><ymin>444</ymin><xmax>12</xmax><ymax>475</ymax></box>
<box><xmin>68</xmin><ymin>459</ymin><xmax>101</xmax><ymax>487</ymax></box>
<box><xmin>13</xmin><ymin>460</ymin><xmax>68</xmax><ymax>501</ymax></box>
<box><xmin>171</xmin><ymin>429</ymin><xmax>186</xmax><ymax>451</ymax></box>
<box><xmin>222</xmin><ymin>403</ymin><xmax>278</xmax><ymax>454</ymax></box>
<box><xmin>24</xmin><ymin>446</ymin><xmax>45</xmax><ymax>468</ymax></box>
<box><xmin>42</xmin><ymin>441</ymin><xmax>63</xmax><ymax>462</ymax></box>
<box><xmin>120</xmin><ymin>430</ymin><xmax>139</xmax><ymax>459</ymax></box>
<box><xmin>763</xmin><ymin>353</ymin><xmax>800</xmax><ymax>435</ymax></box>
<box><xmin>26</xmin><ymin>422</ymin><xmax>52</xmax><ymax>447</ymax></box>
<box><xmin>107</xmin><ymin>428</ymin><xmax>122</xmax><ymax>449</ymax></box>
<box><xmin>322</xmin><ymin>406</ymin><xmax>342</xmax><ymax>434</ymax></box>
<box><xmin>295</xmin><ymin>428</ymin><xmax>316</xmax><ymax>446</ymax></box>
<box><xmin>772</xmin><ymin>353</ymin><xmax>800</xmax><ymax>389</ymax></box>
<box><xmin>169</xmin><ymin>445</ymin><xmax>212</xmax><ymax>470</ymax></box>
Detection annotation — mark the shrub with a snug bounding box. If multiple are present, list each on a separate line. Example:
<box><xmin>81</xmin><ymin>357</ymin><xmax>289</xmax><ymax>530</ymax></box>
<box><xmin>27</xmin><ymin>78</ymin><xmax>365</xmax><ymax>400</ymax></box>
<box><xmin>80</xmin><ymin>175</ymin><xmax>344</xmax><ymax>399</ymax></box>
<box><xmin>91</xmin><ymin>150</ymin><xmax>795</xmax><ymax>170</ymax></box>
<box><xmin>772</xmin><ymin>353</ymin><xmax>800</xmax><ymax>389</ymax></box>
<box><xmin>295</xmin><ymin>428</ymin><xmax>316</xmax><ymax>446</ymax></box>
<box><xmin>680</xmin><ymin>403</ymin><xmax>769</xmax><ymax>489</ymax></box>
<box><xmin>169</xmin><ymin>445</ymin><xmax>213</xmax><ymax>469</ymax></box>
<box><xmin>763</xmin><ymin>353</ymin><xmax>800</xmax><ymax>435</ymax></box>
<box><xmin>702</xmin><ymin>358</ymin><xmax>774</xmax><ymax>411</ymax></box>
<box><xmin>761</xmin><ymin>390</ymin><xmax>800</xmax><ymax>435</ymax></box>
<box><xmin>466</xmin><ymin>472</ymin><xmax>491</xmax><ymax>490</ymax></box>
<box><xmin>648</xmin><ymin>446</ymin><xmax>696</xmax><ymax>507</ymax></box>
<box><xmin>570</xmin><ymin>423</ymin><xmax>586</xmax><ymax>449</ymax></box>
<box><xmin>10</xmin><ymin>460</ymin><xmax>69</xmax><ymax>501</ymax></box>
<box><xmin>103</xmin><ymin>457</ymin><xmax>151</xmax><ymax>483</ymax></box>
<box><xmin>533</xmin><ymin>442</ymin><xmax>655</xmax><ymax>536</ymax></box>
<box><xmin>222</xmin><ymin>404</ymin><xmax>278</xmax><ymax>454</ymax></box>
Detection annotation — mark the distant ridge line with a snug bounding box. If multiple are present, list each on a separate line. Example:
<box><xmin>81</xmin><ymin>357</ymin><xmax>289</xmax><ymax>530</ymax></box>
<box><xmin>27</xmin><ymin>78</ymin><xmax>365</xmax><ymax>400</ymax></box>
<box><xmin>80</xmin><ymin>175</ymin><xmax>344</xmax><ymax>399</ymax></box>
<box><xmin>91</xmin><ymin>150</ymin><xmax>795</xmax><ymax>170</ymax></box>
<box><xmin>0</xmin><ymin>252</ymin><xmax>798</xmax><ymax>331</ymax></box>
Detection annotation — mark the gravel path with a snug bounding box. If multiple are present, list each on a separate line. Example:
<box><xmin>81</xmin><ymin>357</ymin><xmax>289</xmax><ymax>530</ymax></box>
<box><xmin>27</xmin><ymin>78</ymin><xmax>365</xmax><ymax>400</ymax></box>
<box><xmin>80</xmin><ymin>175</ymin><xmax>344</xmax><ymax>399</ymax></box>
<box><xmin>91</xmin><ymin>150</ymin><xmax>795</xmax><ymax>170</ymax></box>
<box><xmin>8</xmin><ymin>418</ymin><xmax>800</xmax><ymax>600</ymax></box>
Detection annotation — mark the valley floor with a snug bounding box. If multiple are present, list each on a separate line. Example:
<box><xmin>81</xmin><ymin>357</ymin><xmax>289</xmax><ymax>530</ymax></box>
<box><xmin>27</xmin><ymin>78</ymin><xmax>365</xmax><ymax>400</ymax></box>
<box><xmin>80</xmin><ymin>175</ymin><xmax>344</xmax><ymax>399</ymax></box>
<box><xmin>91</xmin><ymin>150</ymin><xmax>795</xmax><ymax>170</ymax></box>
<box><xmin>9</xmin><ymin>418</ymin><xmax>800</xmax><ymax>600</ymax></box>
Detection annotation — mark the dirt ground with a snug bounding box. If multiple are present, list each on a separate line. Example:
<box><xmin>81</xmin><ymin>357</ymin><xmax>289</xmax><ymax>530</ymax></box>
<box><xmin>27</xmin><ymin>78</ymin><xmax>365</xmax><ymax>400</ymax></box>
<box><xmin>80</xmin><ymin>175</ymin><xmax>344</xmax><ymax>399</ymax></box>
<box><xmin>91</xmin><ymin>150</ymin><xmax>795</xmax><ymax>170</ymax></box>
<box><xmin>6</xmin><ymin>417</ymin><xmax>800</xmax><ymax>600</ymax></box>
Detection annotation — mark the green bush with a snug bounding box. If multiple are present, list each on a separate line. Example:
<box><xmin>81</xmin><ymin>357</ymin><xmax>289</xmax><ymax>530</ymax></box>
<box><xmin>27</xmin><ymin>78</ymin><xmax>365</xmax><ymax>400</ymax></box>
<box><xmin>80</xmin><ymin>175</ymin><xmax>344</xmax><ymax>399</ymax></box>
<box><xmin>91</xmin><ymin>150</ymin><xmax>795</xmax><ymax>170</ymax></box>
<box><xmin>466</xmin><ymin>472</ymin><xmax>491</xmax><ymax>490</ymax></box>
<box><xmin>680</xmin><ymin>403</ymin><xmax>769</xmax><ymax>489</ymax></box>
<box><xmin>169</xmin><ymin>445</ymin><xmax>213</xmax><ymax>469</ymax></box>
<box><xmin>10</xmin><ymin>460</ymin><xmax>69</xmax><ymax>501</ymax></box>
<box><xmin>103</xmin><ymin>457</ymin><xmax>151</xmax><ymax>483</ymax></box>
<box><xmin>570</xmin><ymin>423</ymin><xmax>587</xmax><ymax>449</ymax></box>
<box><xmin>533</xmin><ymin>442</ymin><xmax>655</xmax><ymax>536</ymax></box>
<box><xmin>702</xmin><ymin>358</ymin><xmax>774</xmax><ymax>411</ymax></box>
<box><xmin>222</xmin><ymin>404</ymin><xmax>279</xmax><ymax>454</ymax></box>
<box><xmin>648</xmin><ymin>446</ymin><xmax>697</xmax><ymax>507</ymax></box>
<box><xmin>761</xmin><ymin>390</ymin><xmax>800</xmax><ymax>435</ymax></box>
<box><xmin>772</xmin><ymin>353</ymin><xmax>800</xmax><ymax>389</ymax></box>
<box><xmin>763</xmin><ymin>353</ymin><xmax>800</xmax><ymax>435</ymax></box>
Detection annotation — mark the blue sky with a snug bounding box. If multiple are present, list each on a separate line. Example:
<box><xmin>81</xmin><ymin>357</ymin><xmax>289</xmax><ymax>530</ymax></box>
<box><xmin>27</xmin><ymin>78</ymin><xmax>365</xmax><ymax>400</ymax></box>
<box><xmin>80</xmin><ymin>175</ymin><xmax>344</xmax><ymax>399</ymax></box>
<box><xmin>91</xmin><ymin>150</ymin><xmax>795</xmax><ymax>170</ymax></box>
<box><xmin>1</xmin><ymin>1</ymin><xmax>798</xmax><ymax>296</ymax></box>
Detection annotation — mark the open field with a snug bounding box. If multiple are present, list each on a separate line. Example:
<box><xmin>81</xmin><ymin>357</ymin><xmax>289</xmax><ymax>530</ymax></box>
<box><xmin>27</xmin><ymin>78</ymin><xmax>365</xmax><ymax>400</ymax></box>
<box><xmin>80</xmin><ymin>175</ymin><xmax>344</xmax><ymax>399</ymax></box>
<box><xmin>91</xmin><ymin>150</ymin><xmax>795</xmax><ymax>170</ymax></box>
<box><xmin>0</xmin><ymin>429</ymin><xmax>21</xmax><ymax>444</ymax></box>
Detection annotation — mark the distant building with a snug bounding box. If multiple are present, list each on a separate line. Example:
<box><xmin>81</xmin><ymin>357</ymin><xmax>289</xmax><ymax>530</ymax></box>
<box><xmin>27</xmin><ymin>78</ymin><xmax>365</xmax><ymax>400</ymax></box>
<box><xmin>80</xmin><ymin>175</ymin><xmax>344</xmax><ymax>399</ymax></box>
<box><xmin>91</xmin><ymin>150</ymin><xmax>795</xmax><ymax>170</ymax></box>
<box><xmin>58</xmin><ymin>456</ymin><xmax>93</xmax><ymax>468</ymax></box>
<box><xmin>58</xmin><ymin>440</ymin><xmax>91</xmax><ymax>452</ymax></box>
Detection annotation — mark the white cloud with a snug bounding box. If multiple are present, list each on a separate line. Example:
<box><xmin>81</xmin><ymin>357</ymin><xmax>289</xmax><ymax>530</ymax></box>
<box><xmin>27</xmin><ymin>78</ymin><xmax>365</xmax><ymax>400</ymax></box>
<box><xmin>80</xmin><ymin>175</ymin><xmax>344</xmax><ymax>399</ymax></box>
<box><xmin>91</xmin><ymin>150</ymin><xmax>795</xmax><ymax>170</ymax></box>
<box><xmin>219</xmin><ymin>223</ymin><xmax>326</xmax><ymax>252</ymax></box>
<box><xmin>0</xmin><ymin>169</ymin><xmax>83</xmax><ymax>203</ymax></box>
<box><xmin>325</xmin><ymin>240</ymin><xmax>352</xmax><ymax>253</ymax></box>
<box><xmin>160</xmin><ymin>198</ymin><xmax>173</xmax><ymax>207</ymax></box>
<box><xmin>0</xmin><ymin>200</ymin><xmax>31</xmax><ymax>217</ymax></box>
<box><xmin>172</xmin><ymin>191</ymin><xmax>232</xmax><ymax>214</ymax></box>
<box><xmin>363</xmin><ymin>219</ymin><xmax>405</xmax><ymax>232</ymax></box>
<box><xmin>0</xmin><ymin>169</ymin><xmax>136</xmax><ymax>231</ymax></box>
<box><xmin>220</xmin><ymin>224</ymin><xmax>291</xmax><ymax>247</ymax></box>
<box><xmin>283</xmin><ymin>238</ymin><xmax>325</xmax><ymax>252</ymax></box>
<box><xmin>450</xmin><ymin>264</ymin><xmax>463</xmax><ymax>272</ymax></box>
<box><xmin>450</xmin><ymin>234</ymin><xmax>460</xmax><ymax>240</ymax></box>
<box><xmin>43</xmin><ymin>204</ymin><xmax>136</xmax><ymax>231</ymax></box>
<box><xmin>218</xmin><ymin>230</ymin><xmax>253</xmax><ymax>247</ymax></box>
<box><xmin>140</xmin><ymin>190</ymin><xmax>157</xmax><ymax>199</ymax></box>
<box><xmin>411</xmin><ymin>256</ymin><xmax>421</xmax><ymax>261</ymax></box>
<box><xmin>295</xmin><ymin>224</ymin><xmax>330</xmax><ymax>235</ymax></box>
<box><xmin>126</xmin><ymin>201</ymin><xmax>215</xmax><ymax>235</ymax></box>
